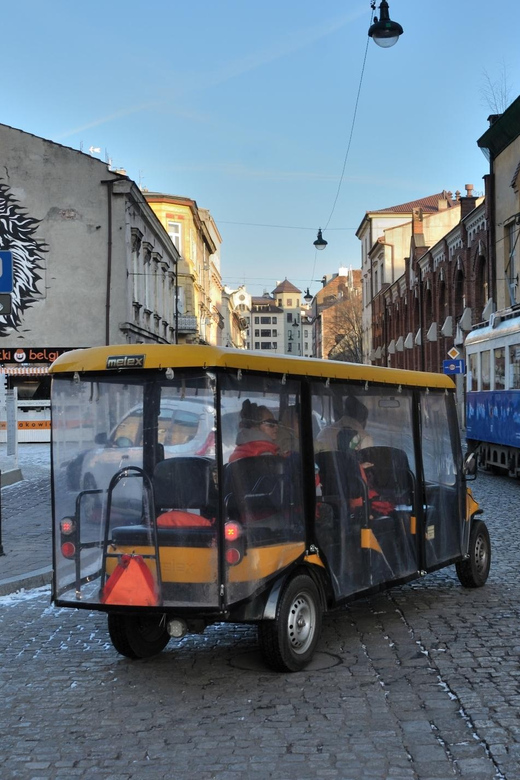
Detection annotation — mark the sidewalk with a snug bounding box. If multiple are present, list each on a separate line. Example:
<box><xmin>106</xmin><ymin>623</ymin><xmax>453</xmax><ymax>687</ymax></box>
<box><xmin>0</xmin><ymin>443</ymin><xmax>52</xmax><ymax>595</ymax></box>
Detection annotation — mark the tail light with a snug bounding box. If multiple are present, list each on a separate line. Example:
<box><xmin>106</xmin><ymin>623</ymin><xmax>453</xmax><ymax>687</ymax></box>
<box><xmin>60</xmin><ymin>516</ymin><xmax>77</xmax><ymax>559</ymax></box>
<box><xmin>224</xmin><ymin>521</ymin><xmax>244</xmax><ymax>566</ymax></box>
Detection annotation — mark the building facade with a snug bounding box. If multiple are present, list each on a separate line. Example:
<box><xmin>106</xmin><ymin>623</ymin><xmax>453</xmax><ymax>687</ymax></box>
<box><xmin>244</xmin><ymin>280</ymin><xmax>312</xmax><ymax>357</ymax></box>
<box><xmin>356</xmin><ymin>192</ymin><xmax>462</xmax><ymax>363</ymax></box>
<box><xmin>144</xmin><ymin>193</ymin><xmax>223</xmax><ymax>345</ymax></box>
<box><xmin>0</xmin><ymin>123</ymin><xmax>180</xmax><ymax>357</ymax></box>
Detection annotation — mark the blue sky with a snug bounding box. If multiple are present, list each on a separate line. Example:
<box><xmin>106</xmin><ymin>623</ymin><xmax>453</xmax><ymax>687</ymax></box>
<box><xmin>4</xmin><ymin>1</ymin><xmax>520</xmax><ymax>296</ymax></box>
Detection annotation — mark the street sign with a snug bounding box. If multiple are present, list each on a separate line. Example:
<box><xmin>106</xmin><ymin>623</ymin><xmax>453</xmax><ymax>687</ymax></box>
<box><xmin>0</xmin><ymin>251</ymin><xmax>13</xmax><ymax>293</ymax></box>
<box><xmin>447</xmin><ymin>347</ymin><xmax>460</xmax><ymax>359</ymax></box>
<box><xmin>443</xmin><ymin>359</ymin><xmax>466</xmax><ymax>375</ymax></box>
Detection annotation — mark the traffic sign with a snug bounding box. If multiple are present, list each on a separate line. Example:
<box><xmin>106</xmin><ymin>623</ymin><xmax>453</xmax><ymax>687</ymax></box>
<box><xmin>443</xmin><ymin>359</ymin><xmax>465</xmax><ymax>375</ymax></box>
<box><xmin>447</xmin><ymin>347</ymin><xmax>460</xmax><ymax>359</ymax></box>
<box><xmin>0</xmin><ymin>251</ymin><xmax>13</xmax><ymax>293</ymax></box>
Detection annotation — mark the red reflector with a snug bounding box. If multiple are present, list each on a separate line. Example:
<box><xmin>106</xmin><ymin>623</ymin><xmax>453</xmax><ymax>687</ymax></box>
<box><xmin>226</xmin><ymin>547</ymin><xmax>242</xmax><ymax>565</ymax></box>
<box><xmin>225</xmin><ymin>522</ymin><xmax>241</xmax><ymax>541</ymax></box>
<box><xmin>61</xmin><ymin>541</ymin><xmax>76</xmax><ymax>559</ymax></box>
<box><xmin>61</xmin><ymin>518</ymin><xmax>75</xmax><ymax>535</ymax></box>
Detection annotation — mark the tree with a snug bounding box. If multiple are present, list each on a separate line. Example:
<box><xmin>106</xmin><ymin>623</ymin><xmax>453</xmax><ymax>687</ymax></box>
<box><xmin>480</xmin><ymin>61</ymin><xmax>513</xmax><ymax>114</ymax></box>
<box><xmin>324</xmin><ymin>294</ymin><xmax>363</xmax><ymax>363</ymax></box>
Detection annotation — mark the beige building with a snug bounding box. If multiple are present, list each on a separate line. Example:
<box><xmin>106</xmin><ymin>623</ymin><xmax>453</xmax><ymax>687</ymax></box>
<box><xmin>144</xmin><ymin>193</ymin><xmax>223</xmax><ymax>345</ymax></box>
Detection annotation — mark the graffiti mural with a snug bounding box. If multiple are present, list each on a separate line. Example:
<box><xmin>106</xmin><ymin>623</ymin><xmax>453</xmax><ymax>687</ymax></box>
<box><xmin>0</xmin><ymin>180</ymin><xmax>47</xmax><ymax>336</ymax></box>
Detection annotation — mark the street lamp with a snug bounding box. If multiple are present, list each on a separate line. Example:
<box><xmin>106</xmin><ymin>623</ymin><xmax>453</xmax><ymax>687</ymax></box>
<box><xmin>313</xmin><ymin>229</ymin><xmax>328</xmax><ymax>250</ymax></box>
<box><xmin>368</xmin><ymin>1</ymin><xmax>403</xmax><ymax>48</ymax></box>
<box><xmin>304</xmin><ymin>288</ymin><xmax>313</xmax><ymax>304</ymax></box>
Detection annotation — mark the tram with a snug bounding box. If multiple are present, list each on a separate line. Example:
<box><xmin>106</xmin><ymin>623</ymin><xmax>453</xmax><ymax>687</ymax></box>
<box><xmin>50</xmin><ymin>345</ymin><xmax>489</xmax><ymax>672</ymax></box>
<box><xmin>466</xmin><ymin>306</ymin><xmax>520</xmax><ymax>476</ymax></box>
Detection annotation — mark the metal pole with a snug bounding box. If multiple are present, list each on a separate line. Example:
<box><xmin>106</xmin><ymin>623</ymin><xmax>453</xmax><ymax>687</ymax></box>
<box><xmin>0</xmin><ymin>469</ymin><xmax>4</xmax><ymax>556</ymax></box>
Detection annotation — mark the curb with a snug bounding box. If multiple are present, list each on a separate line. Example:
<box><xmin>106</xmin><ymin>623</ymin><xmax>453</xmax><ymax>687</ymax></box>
<box><xmin>0</xmin><ymin>565</ymin><xmax>52</xmax><ymax>597</ymax></box>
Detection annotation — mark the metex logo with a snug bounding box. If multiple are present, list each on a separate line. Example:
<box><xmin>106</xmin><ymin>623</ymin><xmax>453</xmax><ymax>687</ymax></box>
<box><xmin>106</xmin><ymin>354</ymin><xmax>145</xmax><ymax>370</ymax></box>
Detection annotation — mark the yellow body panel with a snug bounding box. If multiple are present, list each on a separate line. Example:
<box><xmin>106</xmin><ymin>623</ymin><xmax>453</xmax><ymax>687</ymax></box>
<box><xmin>50</xmin><ymin>344</ymin><xmax>455</xmax><ymax>391</ymax></box>
<box><xmin>360</xmin><ymin>528</ymin><xmax>383</xmax><ymax>553</ymax></box>
<box><xmin>466</xmin><ymin>488</ymin><xmax>480</xmax><ymax>520</ymax></box>
<box><xmin>107</xmin><ymin>541</ymin><xmax>306</xmax><ymax>584</ymax></box>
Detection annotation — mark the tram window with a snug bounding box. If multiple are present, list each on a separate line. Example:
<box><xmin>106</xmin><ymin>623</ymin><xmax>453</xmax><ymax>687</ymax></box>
<box><xmin>481</xmin><ymin>350</ymin><xmax>491</xmax><ymax>391</ymax></box>
<box><xmin>509</xmin><ymin>344</ymin><xmax>520</xmax><ymax>389</ymax></box>
<box><xmin>494</xmin><ymin>347</ymin><xmax>506</xmax><ymax>390</ymax></box>
<box><xmin>468</xmin><ymin>353</ymin><xmax>478</xmax><ymax>391</ymax></box>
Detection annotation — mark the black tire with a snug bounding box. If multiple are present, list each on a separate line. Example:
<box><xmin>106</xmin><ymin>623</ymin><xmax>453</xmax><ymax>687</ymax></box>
<box><xmin>258</xmin><ymin>574</ymin><xmax>322</xmax><ymax>672</ymax></box>
<box><xmin>108</xmin><ymin>613</ymin><xmax>170</xmax><ymax>659</ymax></box>
<box><xmin>456</xmin><ymin>519</ymin><xmax>491</xmax><ymax>588</ymax></box>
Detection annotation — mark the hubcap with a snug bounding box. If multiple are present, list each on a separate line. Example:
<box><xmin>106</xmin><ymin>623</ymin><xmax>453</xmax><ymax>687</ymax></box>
<box><xmin>474</xmin><ymin>533</ymin><xmax>489</xmax><ymax>575</ymax></box>
<box><xmin>287</xmin><ymin>593</ymin><xmax>316</xmax><ymax>654</ymax></box>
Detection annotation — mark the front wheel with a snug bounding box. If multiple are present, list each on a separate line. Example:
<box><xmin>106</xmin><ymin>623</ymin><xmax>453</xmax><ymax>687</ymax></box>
<box><xmin>456</xmin><ymin>519</ymin><xmax>491</xmax><ymax>588</ymax></box>
<box><xmin>108</xmin><ymin>613</ymin><xmax>170</xmax><ymax>659</ymax></box>
<box><xmin>258</xmin><ymin>573</ymin><xmax>322</xmax><ymax>672</ymax></box>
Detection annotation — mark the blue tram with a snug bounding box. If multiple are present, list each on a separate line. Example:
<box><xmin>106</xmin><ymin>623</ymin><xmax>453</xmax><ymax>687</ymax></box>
<box><xmin>465</xmin><ymin>306</ymin><xmax>520</xmax><ymax>475</ymax></box>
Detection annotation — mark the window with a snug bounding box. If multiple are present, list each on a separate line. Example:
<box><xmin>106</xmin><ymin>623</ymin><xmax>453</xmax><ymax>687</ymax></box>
<box><xmin>287</xmin><ymin>343</ymin><xmax>292</xmax><ymax>352</ymax></box>
<box><xmin>254</xmin><ymin>342</ymin><xmax>260</xmax><ymax>349</ymax></box>
<box><xmin>304</xmin><ymin>342</ymin><xmax>309</xmax><ymax>351</ymax></box>
<box><xmin>510</xmin><ymin>344</ymin><xmax>520</xmax><ymax>389</ymax></box>
<box><xmin>287</xmin><ymin>298</ymin><xmax>293</xmax><ymax>306</ymax></box>
<box><xmin>260</xmin><ymin>316</ymin><xmax>271</xmax><ymax>324</ymax></box>
<box><xmin>468</xmin><ymin>353</ymin><xmax>478</xmax><ymax>391</ymax></box>
<box><xmin>273</xmin><ymin>342</ymin><xmax>277</xmax><ymax>349</ymax></box>
<box><xmin>272</xmin><ymin>317</ymin><xmax>277</xmax><ymax>324</ymax></box>
<box><xmin>261</xmin><ymin>342</ymin><xmax>272</xmax><ymax>349</ymax></box>
<box><xmin>272</xmin><ymin>329</ymin><xmax>277</xmax><ymax>337</ymax></box>
<box><xmin>167</xmin><ymin>221</ymin><xmax>182</xmax><ymax>252</ymax></box>
<box><xmin>287</xmin><ymin>313</ymin><xmax>293</xmax><ymax>323</ymax></box>
<box><xmin>506</xmin><ymin>222</ymin><xmax>518</xmax><ymax>305</ymax></box>
<box><xmin>254</xmin><ymin>317</ymin><xmax>259</xmax><ymax>324</ymax></box>
<box><xmin>481</xmin><ymin>350</ymin><xmax>490</xmax><ymax>391</ymax></box>
<box><xmin>494</xmin><ymin>347</ymin><xmax>505</xmax><ymax>390</ymax></box>
<box><xmin>261</xmin><ymin>329</ymin><xmax>271</xmax><ymax>337</ymax></box>
<box><xmin>254</xmin><ymin>329</ymin><xmax>259</xmax><ymax>337</ymax></box>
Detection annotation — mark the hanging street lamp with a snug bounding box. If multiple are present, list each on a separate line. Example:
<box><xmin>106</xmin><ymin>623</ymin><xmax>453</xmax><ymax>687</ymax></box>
<box><xmin>368</xmin><ymin>1</ymin><xmax>403</xmax><ymax>48</ymax></box>
<box><xmin>313</xmin><ymin>229</ymin><xmax>328</xmax><ymax>250</ymax></box>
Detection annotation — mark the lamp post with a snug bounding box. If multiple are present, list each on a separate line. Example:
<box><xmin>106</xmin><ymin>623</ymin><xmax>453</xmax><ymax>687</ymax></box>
<box><xmin>368</xmin><ymin>1</ymin><xmax>403</xmax><ymax>48</ymax></box>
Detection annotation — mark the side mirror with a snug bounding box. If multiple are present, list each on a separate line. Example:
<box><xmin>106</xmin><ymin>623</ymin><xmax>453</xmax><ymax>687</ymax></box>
<box><xmin>94</xmin><ymin>432</ymin><xmax>108</xmax><ymax>445</ymax></box>
<box><xmin>463</xmin><ymin>451</ymin><xmax>478</xmax><ymax>479</ymax></box>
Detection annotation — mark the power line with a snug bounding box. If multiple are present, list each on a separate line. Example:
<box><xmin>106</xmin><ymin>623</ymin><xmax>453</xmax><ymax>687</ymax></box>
<box><xmin>217</xmin><ymin>220</ymin><xmax>356</xmax><ymax>231</ymax></box>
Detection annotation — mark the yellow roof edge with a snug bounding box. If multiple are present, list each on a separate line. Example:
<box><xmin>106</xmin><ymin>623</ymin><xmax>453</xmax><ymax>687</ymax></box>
<box><xmin>49</xmin><ymin>344</ymin><xmax>454</xmax><ymax>390</ymax></box>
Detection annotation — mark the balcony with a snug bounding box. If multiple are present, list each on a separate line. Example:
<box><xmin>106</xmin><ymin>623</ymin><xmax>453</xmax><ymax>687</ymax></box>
<box><xmin>177</xmin><ymin>315</ymin><xmax>198</xmax><ymax>333</ymax></box>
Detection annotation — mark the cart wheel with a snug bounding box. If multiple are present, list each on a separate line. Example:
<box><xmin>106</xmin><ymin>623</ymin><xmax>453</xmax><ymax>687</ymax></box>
<box><xmin>456</xmin><ymin>519</ymin><xmax>491</xmax><ymax>588</ymax></box>
<box><xmin>258</xmin><ymin>573</ymin><xmax>322</xmax><ymax>672</ymax></box>
<box><xmin>108</xmin><ymin>614</ymin><xmax>170</xmax><ymax>659</ymax></box>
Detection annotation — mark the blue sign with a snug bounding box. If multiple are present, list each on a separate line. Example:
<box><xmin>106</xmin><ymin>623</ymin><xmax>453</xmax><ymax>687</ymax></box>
<box><xmin>443</xmin><ymin>358</ymin><xmax>466</xmax><ymax>375</ymax></box>
<box><xmin>0</xmin><ymin>251</ymin><xmax>13</xmax><ymax>293</ymax></box>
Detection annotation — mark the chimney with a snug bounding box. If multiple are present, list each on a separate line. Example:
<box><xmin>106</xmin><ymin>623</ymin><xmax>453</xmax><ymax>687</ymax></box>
<box><xmin>438</xmin><ymin>199</ymin><xmax>448</xmax><ymax>210</ymax></box>
<box><xmin>460</xmin><ymin>183</ymin><xmax>477</xmax><ymax>218</ymax></box>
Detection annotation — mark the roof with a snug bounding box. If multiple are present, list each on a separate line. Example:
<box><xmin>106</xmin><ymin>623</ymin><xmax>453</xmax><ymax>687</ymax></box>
<box><xmin>272</xmin><ymin>279</ymin><xmax>302</xmax><ymax>294</ymax></box>
<box><xmin>477</xmin><ymin>95</ymin><xmax>520</xmax><ymax>160</ymax></box>
<box><xmin>371</xmin><ymin>191</ymin><xmax>457</xmax><ymax>215</ymax></box>
<box><xmin>50</xmin><ymin>344</ymin><xmax>454</xmax><ymax>390</ymax></box>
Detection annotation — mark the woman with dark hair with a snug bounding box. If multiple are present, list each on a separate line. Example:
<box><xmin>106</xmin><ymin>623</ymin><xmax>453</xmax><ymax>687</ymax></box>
<box><xmin>229</xmin><ymin>400</ymin><xmax>280</xmax><ymax>462</ymax></box>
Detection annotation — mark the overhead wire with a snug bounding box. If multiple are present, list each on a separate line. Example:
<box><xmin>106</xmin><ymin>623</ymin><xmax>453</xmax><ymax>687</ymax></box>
<box><xmin>308</xmin><ymin>5</ymin><xmax>375</xmax><ymax>290</ymax></box>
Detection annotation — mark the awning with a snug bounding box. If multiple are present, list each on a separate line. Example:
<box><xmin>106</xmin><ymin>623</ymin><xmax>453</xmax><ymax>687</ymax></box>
<box><xmin>1</xmin><ymin>366</ymin><xmax>50</xmax><ymax>376</ymax></box>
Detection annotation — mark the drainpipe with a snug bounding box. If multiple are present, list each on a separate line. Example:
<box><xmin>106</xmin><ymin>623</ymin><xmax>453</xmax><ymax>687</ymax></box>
<box><xmin>102</xmin><ymin>180</ymin><xmax>114</xmax><ymax>346</ymax></box>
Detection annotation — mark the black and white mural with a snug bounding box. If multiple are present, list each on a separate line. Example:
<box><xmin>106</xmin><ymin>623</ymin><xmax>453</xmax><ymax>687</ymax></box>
<box><xmin>0</xmin><ymin>181</ymin><xmax>47</xmax><ymax>336</ymax></box>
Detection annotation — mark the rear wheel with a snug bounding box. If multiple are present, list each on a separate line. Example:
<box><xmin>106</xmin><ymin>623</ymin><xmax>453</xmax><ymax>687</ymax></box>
<box><xmin>108</xmin><ymin>613</ymin><xmax>170</xmax><ymax>659</ymax></box>
<box><xmin>456</xmin><ymin>519</ymin><xmax>491</xmax><ymax>588</ymax></box>
<box><xmin>258</xmin><ymin>573</ymin><xmax>322</xmax><ymax>672</ymax></box>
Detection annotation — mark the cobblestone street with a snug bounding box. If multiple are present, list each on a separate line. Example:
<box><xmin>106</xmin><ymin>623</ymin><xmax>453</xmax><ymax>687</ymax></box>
<box><xmin>1</xmin><ymin>451</ymin><xmax>519</xmax><ymax>779</ymax></box>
